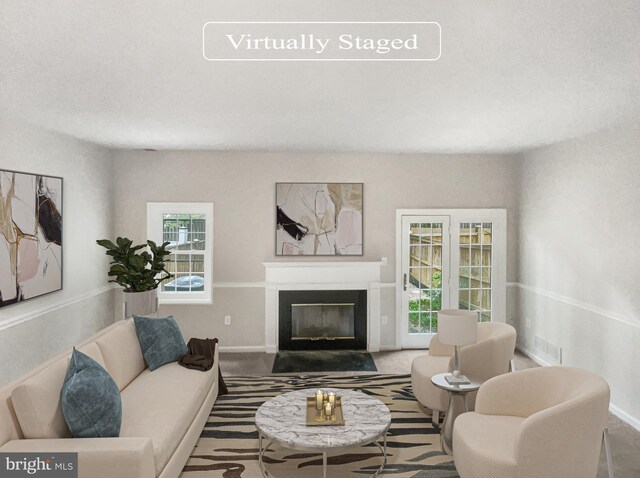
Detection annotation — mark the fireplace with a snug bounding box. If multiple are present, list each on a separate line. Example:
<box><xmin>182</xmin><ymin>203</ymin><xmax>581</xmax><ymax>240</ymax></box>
<box><xmin>279</xmin><ymin>290</ymin><xmax>367</xmax><ymax>350</ymax></box>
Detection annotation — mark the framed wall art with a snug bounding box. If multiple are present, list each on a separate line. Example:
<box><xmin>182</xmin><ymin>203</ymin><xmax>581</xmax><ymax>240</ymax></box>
<box><xmin>0</xmin><ymin>169</ymin><xmax>63</xmax><ymax>308</ymax></box>
<box><xmin>276</xmin><ymin>182</ymin><xmax>363</xmax><ymax>256</ymax></box>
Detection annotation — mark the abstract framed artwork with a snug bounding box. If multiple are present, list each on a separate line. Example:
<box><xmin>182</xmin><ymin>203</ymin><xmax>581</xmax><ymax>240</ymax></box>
<box><xmin>276</xmin><ymin>182</ymin><xmax>363</xmax><ymax>256</ymax></box>
<box><xmin>0</xmin><ymin>169</ymin><xmax>63</xmax><ymax>308</ymax></box>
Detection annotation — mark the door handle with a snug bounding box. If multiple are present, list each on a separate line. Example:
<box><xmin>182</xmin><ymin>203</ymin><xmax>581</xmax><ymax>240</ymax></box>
<box><xmin>403</xmin><ymin>273</ymin><xmax>408</xmax><ymax>291</ymax></box>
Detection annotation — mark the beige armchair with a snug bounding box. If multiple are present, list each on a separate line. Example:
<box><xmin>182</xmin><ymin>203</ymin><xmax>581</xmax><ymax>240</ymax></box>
<box><xmin>453</xmin><ymin>366</ymin><xmax>612</xmax><ymax>478</ymax></box>
<box><xmin>411</xmin><ymin>322</ymin><xmax>516</xmax><ymax>423</ymax></box>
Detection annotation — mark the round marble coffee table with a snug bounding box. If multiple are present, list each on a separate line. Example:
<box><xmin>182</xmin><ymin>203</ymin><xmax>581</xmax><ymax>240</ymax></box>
<box><xmin>255</xmin><ymin>388</ymin><xmax>391</xmax><ymax>478</ymax></box>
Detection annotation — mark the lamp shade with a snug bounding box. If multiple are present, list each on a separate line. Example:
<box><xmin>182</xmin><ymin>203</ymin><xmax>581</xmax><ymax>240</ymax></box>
<box><xmin>438</xmin><ymin>309</ymin><xmax>478</xmax><ymax>346</ymax></box>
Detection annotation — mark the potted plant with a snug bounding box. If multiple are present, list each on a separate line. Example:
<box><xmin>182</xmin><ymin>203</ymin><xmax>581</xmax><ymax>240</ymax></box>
<box><xmin>97</xmin><ymin>237</ymin><xmax>173</xmax><ymax>318</ymax></box>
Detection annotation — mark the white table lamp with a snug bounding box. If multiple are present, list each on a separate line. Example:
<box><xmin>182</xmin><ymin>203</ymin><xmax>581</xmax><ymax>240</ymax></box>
<box><xmin>438</xmin><ymin>309</ymin><xmax>478</xmax><ymax>384</ymax></box>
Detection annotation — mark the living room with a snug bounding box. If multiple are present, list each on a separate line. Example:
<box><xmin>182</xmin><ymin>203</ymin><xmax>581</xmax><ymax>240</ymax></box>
<box><xmin>1</xmin><ymin>1</ymin><xmax>639</xmax><ymax>477</ymax></box>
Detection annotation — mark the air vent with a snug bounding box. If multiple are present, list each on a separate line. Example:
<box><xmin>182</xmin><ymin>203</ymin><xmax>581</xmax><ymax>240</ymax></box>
<box><xmin>534</xmin><ymin>335</ymin><xmax>562</xmax><ymax>364</ymax></box>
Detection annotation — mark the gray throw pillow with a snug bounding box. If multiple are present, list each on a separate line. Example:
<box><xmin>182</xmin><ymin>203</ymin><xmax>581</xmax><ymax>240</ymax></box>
<box><xmin>133</xmin><ymin>315</ymin><xmax>188</xmax><ymax>371</ymax></box>
<box><xmin>61</xmin><ymin>348</ymin><xmax>122</xmax><ymax>438</ymax></box>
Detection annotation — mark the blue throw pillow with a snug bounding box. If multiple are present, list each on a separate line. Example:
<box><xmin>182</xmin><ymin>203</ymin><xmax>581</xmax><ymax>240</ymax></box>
<box><xmin>61</xmin><ymin>348</ymin><xmax>122</xmax><ymax>438</ymax></box>
<box><xmin>133</xmin><ymin>315</ymin><xmax>188</xmax><ymax>371</ymax></box>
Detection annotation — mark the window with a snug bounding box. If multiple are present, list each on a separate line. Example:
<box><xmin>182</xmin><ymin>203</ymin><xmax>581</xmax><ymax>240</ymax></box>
<box><xmin>147</xmin><ymin>202</ymin><xmax>213</xmax><ymax>304</ymax></box>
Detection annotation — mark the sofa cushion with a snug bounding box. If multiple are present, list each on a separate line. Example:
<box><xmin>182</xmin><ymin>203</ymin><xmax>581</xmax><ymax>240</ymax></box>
<box><xmin>77</xmin><ymin>342</ymin><xmax>108</xmax><ymax>369</ymax></box>
<box><xmin>96</xmin><ymin>320</ymin><xmax>146</xmax><ymax>390</ymax></box>
<box><xmin>11</xmin><ymin>359</ymin><xmax>71</xmax><ymax>439</ymax></box>
<box><xmin>61</xmin><ymin>349</ymin><xmax>122</xmax><ymax>438</ymax></box>
<box><xmin>133</xmin><ymin>315</ymin><xmax>188</xmax><ymax>371</ymax></box>
<box><xmin>10</xmin><ymin>343</ymin><xmax>105</xmax><ymax>439</ymax></box>
<box><xmin>119</xmin><ymin>362</ymin><xmax>214</xmax><ymax>474</ymax></box>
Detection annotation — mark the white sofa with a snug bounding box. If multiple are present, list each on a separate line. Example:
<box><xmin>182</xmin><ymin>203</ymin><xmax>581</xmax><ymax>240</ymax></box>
<box><xmin>0</xmin><ymin>319</ymin><xmax>219</xmax><ymax>478</ymax></box>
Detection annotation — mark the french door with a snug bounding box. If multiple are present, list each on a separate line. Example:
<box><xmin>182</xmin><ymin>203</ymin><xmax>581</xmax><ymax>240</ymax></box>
<box><xmin>397</xmin><ymin>210</ymin><xmax>506</xmax><ymax>349</ymax></box>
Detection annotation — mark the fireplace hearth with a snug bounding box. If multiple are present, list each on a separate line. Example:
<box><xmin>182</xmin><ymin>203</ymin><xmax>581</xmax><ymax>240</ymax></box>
<box><xmin>279</xmin><ymin>290</ymin><xmax>367</xmax><ymax>350</ymax></box>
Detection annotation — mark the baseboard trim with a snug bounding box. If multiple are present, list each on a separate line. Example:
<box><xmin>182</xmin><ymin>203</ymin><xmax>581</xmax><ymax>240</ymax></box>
<box><xmin>609</xmin><ymin>403</ymin><xmax>640</xmax><ymax>432</ymax></box>
<box><xmin>0</xmin><ymin>286</ymin><xmax>114</xmax><ymax>332</ymax></box>
<box><xmin>378</xmin><ymin>345</ymin><xmax>400</xmax><ymax>351</ymax></box>
<box><xmin>516</xmin><ymin>344</ymin><xmax>554</xmax><ymax>367</ymax></box>
<box><xmin>517</xmin><ymin>345</ymin><xmax>640</xmax><ymax>432</ymax></box>
<box><xmin>218</xmin><ymin>345</ymin><xmax>267</xmax><ymax>353</ymax></box>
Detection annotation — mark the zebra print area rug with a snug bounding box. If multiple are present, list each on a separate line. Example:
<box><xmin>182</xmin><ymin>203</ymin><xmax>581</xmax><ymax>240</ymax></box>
<box><xmin>182</xmin><ymin>374</ymin><xmax>458</xmax><ymax>477</ymax></box>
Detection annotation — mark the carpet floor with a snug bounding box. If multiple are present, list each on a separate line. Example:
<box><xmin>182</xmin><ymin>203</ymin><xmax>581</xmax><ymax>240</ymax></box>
<box><xmin>272</xmin><ymin>351</ymin><xmax>378</xmax><ymax>373</ymax></box>
<box><xmin>182</xmin><ymin>374</ymin><xmax>458</xmax><ymax>477</ymax></box>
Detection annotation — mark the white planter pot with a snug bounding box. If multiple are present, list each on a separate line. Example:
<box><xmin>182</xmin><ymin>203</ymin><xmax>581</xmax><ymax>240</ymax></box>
<box><xmin>123</xmin><ymin>289</ymin><xmax>159</xmax><ymax>319</ymax></box>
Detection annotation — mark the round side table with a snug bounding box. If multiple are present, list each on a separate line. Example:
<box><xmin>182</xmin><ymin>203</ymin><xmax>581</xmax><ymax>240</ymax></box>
<box><xmin>431</xmin><ymin>373</ymin><xmax>481</xmax><ymax>455</ymax></box>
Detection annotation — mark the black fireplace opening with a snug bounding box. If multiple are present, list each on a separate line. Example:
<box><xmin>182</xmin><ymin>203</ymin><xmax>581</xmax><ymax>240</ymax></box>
<box><xmin>279</xmin><ymin>290</ymin><xmax>367</xmax><ymax>350</ymax></box>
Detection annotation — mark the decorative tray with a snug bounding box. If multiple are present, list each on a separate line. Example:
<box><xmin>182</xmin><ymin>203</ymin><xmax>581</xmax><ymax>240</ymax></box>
<box><xmin>305</xmin><ymin>397</ymin><xmax>345</xmax><ymax>426</ymax></box>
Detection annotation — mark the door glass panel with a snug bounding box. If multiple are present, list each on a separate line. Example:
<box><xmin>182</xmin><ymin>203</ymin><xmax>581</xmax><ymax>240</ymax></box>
<box><xmin>407</xmin><ymin>221</ymin><xmax>444</xmax><ymax>336</ymax></box>
<box><xmin>408</xmin><ymin>312</ymin><xmax>419</xmax><ymax>333</ymax></box>
<box><xmin>458</xmin><ymin>222</ymin><xmax>492</xmax><ymax>320</ymax></box>
<box><xmin>482</xmin><ymin>223</ymin><xmax>492</xmax><ymax>244</ymax></box>
<box><xmin>431</xmin><ymin>224</ymin><xmax>442</xmax><ymax>244</ymax></box>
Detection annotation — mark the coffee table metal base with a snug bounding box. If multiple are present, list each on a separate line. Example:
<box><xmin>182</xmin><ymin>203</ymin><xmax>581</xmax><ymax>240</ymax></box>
<box><xmin>258</xmin><ymin>432</ymin><xmax>388</xmax><ymax>478</ymax></box>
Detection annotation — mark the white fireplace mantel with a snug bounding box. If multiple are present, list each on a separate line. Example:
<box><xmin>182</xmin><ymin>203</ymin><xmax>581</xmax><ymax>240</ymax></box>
<box><xmin>263</xmin><ymin>260</ymin><xmax>386</xmax><ymax>353</ymax></box>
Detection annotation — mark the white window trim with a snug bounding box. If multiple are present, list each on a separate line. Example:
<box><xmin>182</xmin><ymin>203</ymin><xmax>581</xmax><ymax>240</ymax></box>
<box><xmin>395</xmin><ymin>208</ymin><xmax>507</xmax><ymax>350</ymax></box>
<box><xmin>147</xmin><ymin>202</ymin><xmax>214</xmax><ymax>305</ymax></box>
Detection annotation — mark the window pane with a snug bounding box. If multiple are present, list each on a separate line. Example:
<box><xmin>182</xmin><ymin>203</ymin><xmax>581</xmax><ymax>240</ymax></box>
<box><xmin>482</xmin><ymin>289</ymin><xmax>492</xmax><ymax>311</ymax></box>
<box><xmin>410</xmin><ymin>245</ymin><xmax>421</xmax><ymax>263</ymax></box>
<box><xmin>459</xmin><ymin>223</ymin><xmax>470</xmax><ymax>244</ymax></box>
<box><xmin>459</xmin><ymin>289</ymin><xmax>470</xmax><ymax>309</ymax></box>
<box><xmin>471</xmin><ymin>248</ymin><xmax>482</xmax><ymax>266</ymax></box>
<box><xmin>482</xmin><ymin>223</ymin><xmax>492</xmax><ymax>245</ymax></box>
<box><xmin>409</xmin><ymin>312</ymin><xmax>420</xmax><ymax>333</ymax></box>
<box><xmin>482</xmin><ymin>267</ymin><xmax>491</xmax><ymax>285</ymax></box>
<box><xmin>419</xmin><ymin>312</ymin><xmax>430</xmax><ymax>333</ymax></box>
<box><xmin>460</xmin><ymin>246</ymin><xmax>470</xmax><ymax>266</ymax></box>
<box><xmin>482</xmin><ymin>247</ymin><xmax>492</xmax><ymax>266</ymax></box>
<box><xmin>431</xmin><ymin>224</ymin><xmax>443</xmax><ymax>244</ymax></box>
<box><xmin>470</xmin><ymin>223</ymin><xmax>481</xmax><ymax>244</ymax></box>
<box><xmin>470</xmin><ymin>289</ymin><xmax>481</xmax><ymax>309</ymax></box>
<box><xmin>432</xmin><ymin>245</ymin><xmax>442</xmax><ymax>266</ymax></box>
<box><xmin>459</xmin><ymin>275</ymin><xmax>469</xmax><ymax>289</ymax></box>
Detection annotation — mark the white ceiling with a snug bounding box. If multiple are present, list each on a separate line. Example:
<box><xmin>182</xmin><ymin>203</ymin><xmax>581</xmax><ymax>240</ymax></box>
<box><xmin>1</xmin><ymin>0</ymin><xmax>639</xmax><ymax>153</ymax></box>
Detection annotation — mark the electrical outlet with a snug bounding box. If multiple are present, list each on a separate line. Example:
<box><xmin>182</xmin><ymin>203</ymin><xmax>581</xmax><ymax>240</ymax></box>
<box><xmin>224</xmin><ymin>315</ymin><xmax>231</xmax><ymax>325</ymax></box>
<box><xmin>381</xmin><ymin>315</ymin><xmax>388</xmax><ymax>325</ymax></box>
<box><xmin>525</xmin><ymin>318</ymin><xmax>531</xmax><ymax>328</ymax></box>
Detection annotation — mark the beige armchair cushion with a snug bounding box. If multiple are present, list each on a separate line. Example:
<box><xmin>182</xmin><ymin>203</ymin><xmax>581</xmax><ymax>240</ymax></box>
<box><xmin>411</xmin><ymin>321</ymin><xmax>516</xmax><ymax>413</ymax></box>
<box><xmin>453</xmin><ymin>366</ymin><xmax>610</xmax><ymax>478</ymax></box>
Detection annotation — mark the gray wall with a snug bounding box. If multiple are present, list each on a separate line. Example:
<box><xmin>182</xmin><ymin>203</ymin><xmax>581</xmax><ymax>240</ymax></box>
<box><xmin>516</xmin><ymin>119</ymin><xmax>640</xmax><ymax>427</ymax></box>
<box><xmin>0</xmin><ymin>119</ymin><xmax>116</xmax><ymax>384</ymax></box>
<box><xmin>111</xmin><ymin>151</ymin><xmax>520</xmax><ymax>349</ymax></box>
